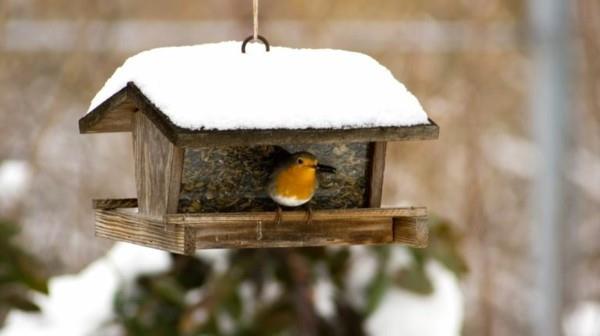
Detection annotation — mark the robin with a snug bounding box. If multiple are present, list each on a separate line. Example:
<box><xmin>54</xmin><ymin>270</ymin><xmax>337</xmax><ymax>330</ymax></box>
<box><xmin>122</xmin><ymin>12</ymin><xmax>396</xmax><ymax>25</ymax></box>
<box><xmin>267</xmin><ymin>149</ymin><xmax>336</xmax><ymax>224</ymax></box>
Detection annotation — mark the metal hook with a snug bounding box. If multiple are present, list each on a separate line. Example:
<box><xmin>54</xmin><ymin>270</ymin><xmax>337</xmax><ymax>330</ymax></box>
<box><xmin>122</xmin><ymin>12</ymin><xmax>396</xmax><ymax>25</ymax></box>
<box><xmin>241</xmin><ymin>35</ymin><xmax>270</xmax><ymax>53</ymax></box>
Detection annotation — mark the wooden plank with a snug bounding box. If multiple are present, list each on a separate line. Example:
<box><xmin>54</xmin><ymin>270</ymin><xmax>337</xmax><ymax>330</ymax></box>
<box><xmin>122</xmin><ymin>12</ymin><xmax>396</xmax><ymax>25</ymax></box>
<box><xmin>166</xmin><ymin>207</ymin><xmax>427</xmax><ymax>225</ymax></box>
<box><xmin>132</xmin><ymin>112</ymin><xmax>184</xmax><ymax>216</ymax></box>
<box><xmin>93</xmin><ymin>198</ymin><xmax>138</xmax><ymax>210</ymax></box>
<box><xmin>94</xmin><ymin>210</ymin><xmax>186</xmax><ymax>254</ymax></box>
<box><xmin>78</xmin><ymin>86</ymin><xmax>136</xmax><ymax>133</ymax></box>
<box><xmin>183</xmin><ymin>227</ymin><xmax>197</xmax><ymax>255</ymax></box>
<box><xmin>126</xmin><ymin>83</ymin><xmax>179</xmax><ymax>144</ymax></box>
<box><xmin>92</xmin><ymin>202</ymin><xmax>428</xmax><ymax>251</ymax></box>
<box><xmin>367</xmin><ymin>142</ymin><xmax>387</xmax><ymax>207</ymax></box>
<box><xmin>79</xmin><ymin>82</ymin><xmax>440</xmax><ymax>146</ymax></box>
<box><xmin>173</xmin><ymin>121</ymin><xmax>439</xmax><ymax>147</ymax></box>
<box><xmin>193</xmin><ymin>218</ymin><xmax>393</xmax><ymax>249</ymax></box>
<box><xmin>393</xmin><ymin>216</ymin><xmax>428</xmax><ymax>248</ymax></box>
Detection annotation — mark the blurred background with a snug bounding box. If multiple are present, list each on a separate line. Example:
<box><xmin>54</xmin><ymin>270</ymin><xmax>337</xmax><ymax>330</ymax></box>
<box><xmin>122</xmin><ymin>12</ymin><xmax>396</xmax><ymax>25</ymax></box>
<box><xmin>0</xmin><ymin>1</ymin><xmax>598</xmax><ymax>335</ymax></box>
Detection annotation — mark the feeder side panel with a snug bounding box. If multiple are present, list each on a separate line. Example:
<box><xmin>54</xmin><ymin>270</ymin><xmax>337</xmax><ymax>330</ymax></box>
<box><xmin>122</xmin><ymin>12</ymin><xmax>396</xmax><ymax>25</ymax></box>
<box><xmin>132</xmin><ymin>112</ymin><xmax>184</xmax><ymax>216</ymax></box>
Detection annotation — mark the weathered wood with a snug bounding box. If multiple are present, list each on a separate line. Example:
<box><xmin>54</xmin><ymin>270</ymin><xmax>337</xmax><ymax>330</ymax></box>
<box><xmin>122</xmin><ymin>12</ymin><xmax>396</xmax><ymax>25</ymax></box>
<box><xmin>93</xmin><ymin>198</ymin><xmax>138</xmax><ymax>210</ymax></box>
<box><xmin>132</xmin><ymin>112</ymin><xmax>184</xmax><ymax>216</ymax></box>
<box><xmin>393</xmin><ymin>216</ymin><xmax>428</xmax><ymax>248</ymax></box>
<box><xmin>78</xmin><ymin>86</ymin><xmax>137</xmax><ymax>133</ymax></box>
<box><xmin>183</xmin><ymin>227</ymin><xmax>197</xmax><ymax>255</ymax></box>
<box><xmin>79</xmin><ymin>82</ymin><xmax>440</xmax><ymax>146</ymax></box>
<box><xmin>192</xmin><ymin>218</ymin><xmax>393</xmax><ymax>249</ymax></box>
<box><xmin>126</xmin><ymin>83</ymin><xmax>179</xmax><ymax>144</ymax></box>
<box><xmin>95</xmin><ymin>210</ymin><xmax>187</xmax><ymax>254</ymax></box>
<box><xmin>367</xmin><ymin>142</ymin><xmax>387</xmax><ymax>207</ymax></box>
<box><xmin>166</xmin><ymin>207</ymin><xmax>427</xmax><ymax>225</ymax></box>
<box><xmin>93</xmin><ymin>205</ymin><xmax>428</xmax><ymax>252</ymax></box>
<box><xmin>173</xmin><ymin>121</ymin><xmax>439</xmax><ymax>147</ymax></box>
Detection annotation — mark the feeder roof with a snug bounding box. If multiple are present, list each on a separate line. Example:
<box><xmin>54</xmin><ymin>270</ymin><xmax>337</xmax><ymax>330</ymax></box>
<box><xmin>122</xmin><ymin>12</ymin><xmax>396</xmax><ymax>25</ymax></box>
<box><xmin>80</xmin><ymin>41</ymin><xmax>438</xmax><ymax>146</ymax></box>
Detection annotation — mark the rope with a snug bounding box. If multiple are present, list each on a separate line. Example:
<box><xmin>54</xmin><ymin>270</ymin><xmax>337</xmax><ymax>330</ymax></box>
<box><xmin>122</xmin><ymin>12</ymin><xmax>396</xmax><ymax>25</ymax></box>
<box><xmin>253</xmin><ymin>0</ymin><xmax>259</xmax><ymax>40</ymax></box>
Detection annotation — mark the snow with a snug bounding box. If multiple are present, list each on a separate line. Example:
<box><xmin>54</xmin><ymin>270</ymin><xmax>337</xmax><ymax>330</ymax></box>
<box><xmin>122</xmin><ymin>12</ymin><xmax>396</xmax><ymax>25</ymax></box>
<box><xmin>564</xmin><ymin>301</ymin><xmax>600</xmax><ymax>336</ymax></box>
<box><xmin>366</xmin><ymin>262</ymin><xmax>464</xmax><ymax>336</ymax></box>
<box><xmin>314</xmin><ymin>278</ymin><xmax>336</xmax><ymax>318</ymax></box>
<box><xmin>1</xmin><ymin>242</ymin><xmax>462</xmax><ymax>336</ymax></box>
<box><xmin>0</xmin><ymin>243</ymin><xmax>170</xmax><ymax>336</ymax></box>
<box><xmin>88</xmin><ymin>41</ymin><xmax>429</xmax><ymax>130</ymax></box>
<box><xmin>0</xmin><ymin>160</ymin><xmax>31</xmax><ymax>210</ymax></box>
<box><xmin>345</xmin><ymin>247</ymin><xmax>463</xmax><ymax>336</ymax></box>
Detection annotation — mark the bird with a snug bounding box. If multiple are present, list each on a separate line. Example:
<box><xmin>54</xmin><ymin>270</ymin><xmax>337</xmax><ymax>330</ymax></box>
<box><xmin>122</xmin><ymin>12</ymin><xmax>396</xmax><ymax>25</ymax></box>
<box><xmin>267</xmin><ymin>149</ymin><xmax>336</xmax><ymax>224</ymax></box>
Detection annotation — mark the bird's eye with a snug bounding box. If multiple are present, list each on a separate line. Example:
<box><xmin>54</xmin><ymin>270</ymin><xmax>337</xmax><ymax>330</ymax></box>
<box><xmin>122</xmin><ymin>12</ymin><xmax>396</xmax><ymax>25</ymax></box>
<box><xmin>297</xmin><ymin>158</ymin><xmax>304</xmax><ymax>164</ymax></box>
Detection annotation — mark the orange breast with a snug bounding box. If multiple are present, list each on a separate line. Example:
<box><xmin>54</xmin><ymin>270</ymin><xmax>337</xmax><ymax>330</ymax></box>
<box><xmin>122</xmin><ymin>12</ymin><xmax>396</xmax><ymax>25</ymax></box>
<box><xmin>274</xmin><ymin>166</ymin><xmax>317</xmax><ymax>200</ymax></box>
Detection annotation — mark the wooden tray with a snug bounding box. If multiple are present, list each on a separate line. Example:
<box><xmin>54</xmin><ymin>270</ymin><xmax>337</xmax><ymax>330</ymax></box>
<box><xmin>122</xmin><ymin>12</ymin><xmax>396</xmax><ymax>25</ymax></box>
<box><xmin>93</xmin><ymin>198</ymin><xmax>429</xmax><ymax>255</ymax></box>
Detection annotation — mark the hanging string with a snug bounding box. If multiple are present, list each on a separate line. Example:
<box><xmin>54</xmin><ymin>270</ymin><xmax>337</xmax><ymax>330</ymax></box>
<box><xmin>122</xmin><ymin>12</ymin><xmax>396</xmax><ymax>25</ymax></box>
<box><xmin>241</xmin><ymin>0</ymin><xmax>270</xmax><ymax>53</ymax></box>
<box><xmin>253</xmin><ymin>0</ymin><xmax>259</xmax><ymax>41</ymax></box>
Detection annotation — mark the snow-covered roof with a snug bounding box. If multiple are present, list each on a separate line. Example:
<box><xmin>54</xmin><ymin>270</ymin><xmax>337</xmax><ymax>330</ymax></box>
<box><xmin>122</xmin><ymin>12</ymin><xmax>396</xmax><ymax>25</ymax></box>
<box><xmin>87</xmin><ymin>41</ymin><xmax>430</xmax><ymax>131</ymax></box>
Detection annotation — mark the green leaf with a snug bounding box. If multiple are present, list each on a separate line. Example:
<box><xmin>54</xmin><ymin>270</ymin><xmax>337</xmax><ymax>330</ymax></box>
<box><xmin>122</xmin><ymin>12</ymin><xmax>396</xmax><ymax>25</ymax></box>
<box><xmin>14</xmin><ymin>254</ymin><xmax>49</xmax><ymax>294</ymax></box>
<box><xmin>364</xmin><ymin>271</ymin><xmax>390</xmax><ymax>315</ymax></box>
<box><xmin>431</xmin><ymin>245</ymin><xmax>469</xmax><ymax>277</ymax></box>
<box><xmin>395</xmin><ymin>263</ymin><xmax>434</xmax><ymax>295</ymax></box>
<box><xmin>223</xmin><ymin>290</ymin><xmax>243</xmax><ymax>320</ymax></box>
<box><xmin>247</xmin><ymin>298</ymin><xmax>294</xmax><ymax>335</ymax></box>
<box><xmin>5</xmin><ymin>295</ymin><xmax>41</xmax><ymax>312</ymax></box>
<box><xmin>326</xmin><ymin>248</ymin><xmax>350</xmax><ymax>289</ymax></box>
<box><xmin>149</xmin><ymin>277</ymin><xmax>185</xmax><ymax>306</ymax></box>
<box><xmin>427</xmin><ymin>219</ymin><xmax>469</xmax><ymax>278</ymax></box>
<box><xmin>0</xmin><ymin>220</ymin><xmax>20</xmax><ymax>240</ymax></box>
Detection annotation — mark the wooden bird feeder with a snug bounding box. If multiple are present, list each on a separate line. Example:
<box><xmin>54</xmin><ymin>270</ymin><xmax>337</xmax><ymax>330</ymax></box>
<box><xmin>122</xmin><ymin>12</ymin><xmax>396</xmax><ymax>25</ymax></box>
<box><xmin>79</xmin><ymin>43</ymin><xmax>439</xmax><ymax>255</ymax></box>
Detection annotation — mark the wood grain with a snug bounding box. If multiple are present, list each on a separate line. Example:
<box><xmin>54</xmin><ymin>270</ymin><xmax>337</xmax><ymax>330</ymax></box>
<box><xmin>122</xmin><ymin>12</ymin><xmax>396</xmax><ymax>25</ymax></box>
<box><xmin>367</xmin><ymin>142</ymin><xmax>387</xmax><ymax>207</ymax></box>
<box><xmin>166</xmin><ymin>207</ymin><xmax>427</xmax><ymax>225</ymax></box>
<box><xmin>132</xmin><ymin>112</ymin><xmax>184</xmax><ymax>216</ymax></box>
<box><xmin>78</xmin><ymin>86</ymin><xmax>136</xmax><ymax>133</ymax></box>
<box><xmin>80</xmin><ymin>82</ymin><xmax>440</xmax><ymax>146</ymax></box>
<box><xmin>173</xmin><ymin>121</ymin><xmax>439</xmax><ymax>147</ymax></box>
<box><xmin>393</xmin><ymin>216</ymin><xmax>429</xmax><ymax>248</ymax></box>
<box><xmin>91</xmin><ymin>202</ymin><xmax>429</xmax><ymax>253</ymax></box>
<box><xmin>93</xmin><ymin>198</ymin><xmax>138</xmax><ymax>210</ymax></box>
<box><xmin>192</xmin><ymin>218</ymin><xmax>393</xmax><ymax>249</ymax></box>
<box><xmin>95</xmin><ymin>210</ymin><xmax>186</xmax><ymax>254</ymax></box>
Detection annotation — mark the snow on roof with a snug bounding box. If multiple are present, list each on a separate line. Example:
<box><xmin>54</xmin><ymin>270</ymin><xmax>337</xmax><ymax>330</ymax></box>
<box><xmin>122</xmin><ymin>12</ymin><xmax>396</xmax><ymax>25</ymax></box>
<box><xmin>88</xmin><ymin>41</ymin><xmax>429</xmax><ymax>131</ymax></box>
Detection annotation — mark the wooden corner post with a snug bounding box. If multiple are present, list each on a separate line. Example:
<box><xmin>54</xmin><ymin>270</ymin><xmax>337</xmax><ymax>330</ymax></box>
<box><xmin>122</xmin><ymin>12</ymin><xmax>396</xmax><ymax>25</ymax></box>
<box><xmin>367</xmin><ymin>141</ymin><xmax>387</xmax><ymax>207</ymax></box>
<box><xmin>132</xmin><ymin>112</ymin><xmax>184</xmax><ymax>216</ymax></box>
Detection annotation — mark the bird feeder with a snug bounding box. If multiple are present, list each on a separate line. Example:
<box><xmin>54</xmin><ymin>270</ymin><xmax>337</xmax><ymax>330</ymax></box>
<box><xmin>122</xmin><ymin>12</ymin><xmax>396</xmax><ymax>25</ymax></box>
<box><xmin>80</xmin><ymin>42</ymin><xmax>439</xmax><ymax>255</ymax></box>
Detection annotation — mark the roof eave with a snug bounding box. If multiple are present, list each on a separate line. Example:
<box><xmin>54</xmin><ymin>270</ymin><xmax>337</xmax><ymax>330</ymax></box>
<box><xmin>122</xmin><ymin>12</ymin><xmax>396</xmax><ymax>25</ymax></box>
<box><xmin>80</xmin><ymin>82</ymin><xmax>439</xmax><ymax>147</ymax></box>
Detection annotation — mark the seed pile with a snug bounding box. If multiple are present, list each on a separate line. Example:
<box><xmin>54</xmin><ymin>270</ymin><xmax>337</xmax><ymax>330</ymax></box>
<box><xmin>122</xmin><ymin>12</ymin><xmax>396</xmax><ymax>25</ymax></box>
<box><xmin>178</xmin><ymin>143</ymin><xmax>369</xmax><ymax>213</ymax></box>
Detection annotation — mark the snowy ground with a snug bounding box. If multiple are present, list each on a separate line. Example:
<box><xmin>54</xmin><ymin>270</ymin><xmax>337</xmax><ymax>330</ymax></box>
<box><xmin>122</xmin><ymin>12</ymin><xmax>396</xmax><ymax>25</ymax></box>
<box><xmin>1</xmin><ymin>243</ymin><xmax>464</xmax><ymax>336</ymax></box>
<box><xmin>7</xmin><ymin>242</ymin><xmax>598</xmax><ymax>336</ymax></box>
<box><xmin>0</xmin><ymin>244</ymin><xmax>170</xmax><ymax>336</ymax></box>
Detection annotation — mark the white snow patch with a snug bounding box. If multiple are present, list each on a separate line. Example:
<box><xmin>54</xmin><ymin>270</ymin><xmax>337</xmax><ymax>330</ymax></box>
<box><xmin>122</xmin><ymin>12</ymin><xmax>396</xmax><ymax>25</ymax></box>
<box><xmin>261</xmin><ymin>280</ymin><xmax>283</xmax><ymax>304</ymax></box>
<box><xmin>0</xmin><ymin>160</ymin><xmax>32</xmax><ymax>210</ymax></box>
<box><xmin>314</xmin><ymin>279</ymin><xmax>336</xmax><ymax>318</ymax></box>
<box><xmin>88</xmin><ymin>41</ymin><xmax>429</xmax><ymax>130</ymax></box>
<box><xmin>346</xmin><ymin>246</ymin><xmax>378</xmax><ymax>308</ymax></box>
<box><xmin>366</xmin><ymin>261</ymin><xmax>463</xmax><ymax>336</ymax></box>
<box><xmin>564</xmin><ymin>301</ymin><xmax>600</xmax><ymax>336</ymax></box>
<box><xmin>387</xmin><ymin>246</ymin><xmax>413</xmax><ymax>272</ymax></box>
<box><xmin>195</xmin><ymin>248</ymin><xmax>229</xmax><ymax>274</ymax></box>
<box><xmin>0</xmin><ymin>243</ymin><xmax>170</xmax><ymax>336</ymax></box>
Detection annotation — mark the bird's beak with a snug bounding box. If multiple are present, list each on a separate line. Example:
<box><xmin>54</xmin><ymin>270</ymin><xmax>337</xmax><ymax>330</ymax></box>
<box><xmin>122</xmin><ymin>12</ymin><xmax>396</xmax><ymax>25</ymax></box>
<box><xmin>316</xmin><ymin>164</ymin><xmax>336</xmax><ymax>174</ymax></box>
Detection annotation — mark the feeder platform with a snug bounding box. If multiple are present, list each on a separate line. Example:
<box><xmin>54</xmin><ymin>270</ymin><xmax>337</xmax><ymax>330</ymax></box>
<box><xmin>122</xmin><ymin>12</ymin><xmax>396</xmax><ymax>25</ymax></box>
<box><xmin>93</xmin><ymin>198</ymin><xmax>428</xmax><ymax>255</ymax></box>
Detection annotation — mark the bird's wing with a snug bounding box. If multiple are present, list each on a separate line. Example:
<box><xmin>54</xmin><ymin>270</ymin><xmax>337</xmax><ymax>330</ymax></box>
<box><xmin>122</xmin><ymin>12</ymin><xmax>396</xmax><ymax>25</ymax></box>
<box><xmin>268</xmin><ymin>145</ymin><xmax>292</xmax><ymax>171</ymax></box>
